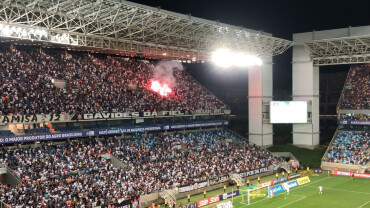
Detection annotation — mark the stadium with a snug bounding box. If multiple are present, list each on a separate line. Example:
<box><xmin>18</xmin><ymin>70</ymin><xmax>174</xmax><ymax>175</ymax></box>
<box><xmin>0</xmin><ymin>0</ymin><xmax>369</xmax><ymax>208</ymax></box>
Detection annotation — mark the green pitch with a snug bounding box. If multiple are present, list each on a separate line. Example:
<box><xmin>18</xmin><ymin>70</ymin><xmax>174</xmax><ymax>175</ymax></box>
<box><xmin>177</xmin><ymin>174</ymin><xmax>370</xmax><ymax>208</ymax></box>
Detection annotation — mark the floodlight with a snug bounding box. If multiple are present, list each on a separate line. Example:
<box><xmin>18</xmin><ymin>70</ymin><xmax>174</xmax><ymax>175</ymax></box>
<box><xmin>211</xmin><ymin>48</ymin><xmax>262</xmax><ymax>67</ymax></box>
<box><xmin>2</xmin><ymin>25</ymin><xmax>10</xmax><ymax>36</ymax></box>
<box><xmin>211</xmin><ymin>49</ymin><xmax>233</xmax><ymax>67</ymax></box>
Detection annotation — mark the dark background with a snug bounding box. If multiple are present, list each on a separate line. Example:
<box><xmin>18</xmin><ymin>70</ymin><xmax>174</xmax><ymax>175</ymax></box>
<box><xmin>130</xmin><ymin>0</ymin><xmax>370</xmax><ymax>144</ymax></box>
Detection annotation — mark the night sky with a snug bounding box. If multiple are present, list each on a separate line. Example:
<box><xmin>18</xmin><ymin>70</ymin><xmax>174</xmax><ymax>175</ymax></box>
<box><xmin>130</xmin><ymin>0</ymin><xmax>370</xmax><ymax>111</ymax></box>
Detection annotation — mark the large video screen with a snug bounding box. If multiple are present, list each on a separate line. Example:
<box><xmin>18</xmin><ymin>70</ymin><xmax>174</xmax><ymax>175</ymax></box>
<box><xmin>270</xmin><ymin>101</ymin><xmax>308</xmax><ymax>123</ymax></box>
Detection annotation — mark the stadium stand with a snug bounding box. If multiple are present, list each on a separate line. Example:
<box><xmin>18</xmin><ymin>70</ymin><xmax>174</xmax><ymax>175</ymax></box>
<box><xmin>0</xmin><ymin>130</ymin><xmax>281</xmax><ymax>207</ymax></box>
<box><xmin>88</xmin><ymin>124</ymin><xmax>109</xmax><ymax>130</ymax></box>
<box><xmin>0</xmin><ymin>47</ymin><xmax>228</xmax><ymax>115</ymax></box>
<box><xmin>0</xmin><ymin>130</ymin><xmax>14</xmax><ymax>136</ymax></box>
<box><xmin>324</xmin><ymin>132</ymin><xmax>369</xmax><ymax>165</ymax></box>
<box><xmin>57</xmin><ymin>126</ymin><xmax>81</xmax><ymax>132</ymax></box>
<box><xmin>339</xmin><ymin>114</ymin><xmax>369</xmax><ymax>122</ymax></box>
<box><xmin>322</xmin><ymin>64</ymin><xmax>370</xmax><ymax>171</ymax></box>
<box><xmin>338</xmin><ymin>64</ymin><xmax>370</xmax><ymax>110</ymax></box>
<box><xmin>24</xmin><ymin>128</ymin><xmax>50</xmax><ymax>135</ymax></box>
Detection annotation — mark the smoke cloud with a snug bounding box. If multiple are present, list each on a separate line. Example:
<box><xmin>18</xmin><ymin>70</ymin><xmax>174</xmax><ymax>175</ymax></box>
<box><xmin>152</xmin><ymin>60</ymin><xmax>184</xmax><ymax>87</ymax></box>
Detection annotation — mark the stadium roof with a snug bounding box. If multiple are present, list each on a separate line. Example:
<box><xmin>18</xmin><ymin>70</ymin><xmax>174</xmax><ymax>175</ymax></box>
<box><xmin>0</xmin><ymin>0</ymin><xmax>293</xmax><ymax>60</ymax></box>
<box><xmin>305</xmin><ymin>35</ymin><xmax>370</xmax><ymax>66</ymax></box>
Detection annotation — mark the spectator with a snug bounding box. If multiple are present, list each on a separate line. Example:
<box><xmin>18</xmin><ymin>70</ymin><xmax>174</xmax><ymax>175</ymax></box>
<box><xmin>0</xmin><ymin>130</ymin><xmax>281</xmax><ymax>207</ymax></box>
<box><xmin>338</xmin><ymin>64</ymin><xmax>370</xmax><ymax>110</ymax></box>
<box><xmin>325</xmin><ymin>132</ymin><xmax>369</xmax><ymax>165</ymax></box>
<box><xmin>0</xmin><ymin>47</ymin><xmax>228</xmax><ymax>115</ymax></box>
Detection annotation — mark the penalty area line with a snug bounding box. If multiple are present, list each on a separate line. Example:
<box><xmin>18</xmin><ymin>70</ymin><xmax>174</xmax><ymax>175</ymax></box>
<box><xmin>358</xmin><ymin>201</ymin><xmax>370</xmax><ymax>208</ymax></box>
<box><xmin>277</xmin><ymin>195</ymin><xmax>306</xmax><ymax>208</ymax></box>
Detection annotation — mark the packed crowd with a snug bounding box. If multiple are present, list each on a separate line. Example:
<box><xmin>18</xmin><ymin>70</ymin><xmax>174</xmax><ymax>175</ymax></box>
<box><xmin>338</xmin><ymin>114</ymin><xmax>369</xmax><ymax>121</ymax></box>
<box><xmin>0</xmin><ymin>47</ymin><xmax>228</xmax><ymax>115</ymax></box>
<box><xmin>325</xmin><ymin>131</ymin><xmax>369</xmax><ymax>165</ymax></box>
<box><xmin>338</xmin><ymin>114</ymin><xmax>370</xmax><ymax>121</ymax></box>
<box><xmin>0</xmin><ymin>130</ymin><xmax>280</xmax><ymax>207</ymax></box>
<box><xmin>339</xmin><ymin>64</ymin><xmax>370</xmax><ymax>110</ymax></box>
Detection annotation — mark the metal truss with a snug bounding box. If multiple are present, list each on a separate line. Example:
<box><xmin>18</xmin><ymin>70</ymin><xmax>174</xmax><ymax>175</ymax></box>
<box><xmin>0</xmin><ymin>0</ymin><xmax>293</xmax><ymax>60</ymax></box>
<box><xmin>304</xmin><ymin>35</ymin><xmax>370</xmax><ymax>66</ymax></box>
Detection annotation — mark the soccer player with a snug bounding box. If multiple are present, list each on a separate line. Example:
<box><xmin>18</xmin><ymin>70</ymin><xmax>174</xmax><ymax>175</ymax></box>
<box><xmin>204</xmin><ymin>189</ymin><xmax>206</xmax><ymax>198</ymax></box>
<box><xmin>318</xmin><ymin>186</ymin><xmax>323</xmax><ymax>194</ymax></box>
<box><xmin>351</xmin><ymin>173</ymin><xmax>355</xmax><ymax>180</ymax></box>
<box><xmin>269</xmin><ymin>188</ymin><xmax>274</xmax><ymax>198</ymax></box>
<box><xmin>286</xmin><ymin>186</ymin><xmax>290</xmax><ymax>195</ymax></box>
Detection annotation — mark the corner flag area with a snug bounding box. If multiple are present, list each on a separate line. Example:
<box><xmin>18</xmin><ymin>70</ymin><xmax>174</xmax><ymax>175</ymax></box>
<box><xmin>177</xmin><ymin>174</ymin><xmax>370</xmax><ymax>208</ymax></box>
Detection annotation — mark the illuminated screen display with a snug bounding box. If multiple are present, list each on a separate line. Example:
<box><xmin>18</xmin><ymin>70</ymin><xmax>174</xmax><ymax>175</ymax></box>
<box><xmin>270</xmin><ymin>101</ymin><xmax>307</xmax><ymax>123</ymax></box>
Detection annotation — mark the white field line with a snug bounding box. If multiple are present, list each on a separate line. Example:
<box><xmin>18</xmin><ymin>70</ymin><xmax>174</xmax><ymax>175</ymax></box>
<box><xmin>357</xmin><ymin>201</ymin><xmax>370</xmax><ymax>208</ymax></box>
<box><xmin>277</xmin><ymin>195</ymin><xmax>306</xmax><ymax>208</ymax></box>
<box><xmin>239</xmin><ymin>176</ymin><xmax>332</xmax><ymax>207</ymax></box>
<box><xmin>306</xmin><ymin>186</ymin><xmax>370</xmax><ymax>195</ymax></box>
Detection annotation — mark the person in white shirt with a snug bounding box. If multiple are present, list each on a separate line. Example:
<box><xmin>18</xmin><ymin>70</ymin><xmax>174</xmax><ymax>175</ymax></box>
<box><xmin>286</xmin><ymin>186</ymin><xmax>290</xmax><ymax>195</ymax></box>
<box><xmin>318</xmin><ymin>186</ymin><xmax>323</xmax><ymax>194</ymax></box>
<box><xmin>269</xmin><ymin>188</ymin><xmax>274</xmax><ymax>198</ymax></box>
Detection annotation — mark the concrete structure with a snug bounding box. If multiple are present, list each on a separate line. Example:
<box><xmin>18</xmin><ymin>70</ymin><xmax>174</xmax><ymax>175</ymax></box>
<box><xmin>0</xmin><ymin>0</ymin><xmax>292</xmax><ymax>61</ymax></box>
<box><xmin>248</xmin><ymin>57</ymin><xmax>273</xmax><ymax>146</ymax></box>
<box><xmin>292</xmin><ymin>25</ymin><xmax>370</xmax><ymax>148</ymax></box>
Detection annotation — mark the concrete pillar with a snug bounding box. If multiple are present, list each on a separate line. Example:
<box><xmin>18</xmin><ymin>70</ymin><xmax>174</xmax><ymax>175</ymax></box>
<box><xmin>292</xmin><ymin>33</ymin><xmax>320</xmax><ymax>148</ymax></box>
<box><xmin>248</xmin><ymin>57</ymin><xmax>273</xmax><ymax>146</ymax></box>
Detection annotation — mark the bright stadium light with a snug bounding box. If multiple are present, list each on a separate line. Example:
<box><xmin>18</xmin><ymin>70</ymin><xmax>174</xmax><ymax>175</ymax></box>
<box><xmin>211</xmin><ymin>48</ymin><xmax>262</xmax><ymax>68</ymax></box>
<box><xmin>211</xmin><ymin>48</ymin><xmax>233</xmax><ymax>67</ymax></box>
<box><xmin>2</xmin><ymin>25</ymin><xmax>10</xmax><ymax>36</ymax></box>
<box><xmin>0</xmin><ymin>23</ymin><xmax>48</xmax><ymax>40</ymax></box>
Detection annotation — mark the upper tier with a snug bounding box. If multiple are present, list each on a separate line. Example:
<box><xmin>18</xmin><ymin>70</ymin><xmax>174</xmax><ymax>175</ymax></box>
<box><xmin>338</xmin><ymin>64</ymin><xmax>369</xmax><ymax>110</ymax></box>
<box><xmin>0</xmin><ymin>46</ymin><xmax>228</xmax><ymax>115</ymax></box>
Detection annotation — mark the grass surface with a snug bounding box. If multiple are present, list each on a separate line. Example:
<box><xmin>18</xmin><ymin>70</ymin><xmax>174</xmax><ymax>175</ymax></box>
<box><xmin>267</xmin><ymin>145</ymin><xmax>326</xmax><ymax>168</ymax></box>
<box><xmin>175</xmin><ymin>174</ymin><xmax>370</xmax><ymax>208</ymax></box>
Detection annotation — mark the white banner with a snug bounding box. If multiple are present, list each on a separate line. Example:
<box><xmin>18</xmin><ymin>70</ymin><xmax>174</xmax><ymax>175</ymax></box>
<box><xmin>0</xmin><ymin>114</ymin><xmax>69</xmax><ymax>124</ymax></box>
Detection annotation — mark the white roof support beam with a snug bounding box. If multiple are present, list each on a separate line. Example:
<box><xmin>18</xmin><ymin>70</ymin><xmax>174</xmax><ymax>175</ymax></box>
<box><xmin>0</xmin><ymin>0</ymin><xmax>293</xmax><ymax>59</ymax></box>
<box><xmin>305</xmin><ymin>35</ymin><xmax>370</xmax><ymax>66</ymax></box>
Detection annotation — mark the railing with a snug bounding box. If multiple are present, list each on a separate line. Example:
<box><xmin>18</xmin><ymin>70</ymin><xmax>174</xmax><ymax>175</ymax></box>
<box><xmin>230</xmin><ymin>173</ymin><xmax>244</xmax><ymax>186</ymax></box>
<box><xmin>0</xmin><ymin>201</ymin><xmax>10</xmax><ymax>208</ymax></box>
<box><xmin>167</xmin><ymin>191</ymin><xmax>176</xmax><ymax>203</ymax></box>
<box><xmin>106</xmin><ymin>154</ymin><xmax>128</xmax><ymax>168</ymax></box>
<box><xmin>223</xmin><ymin>127</ymin><xmax>249</xmax><ymax>144</ymax></box>
<box><xmin>321</xmin><ymin>126</ymin><xmax>340</xmax><ymax>161</ymax></box>
<box><xmin>5</xmin><ymin>164</ymin><xmax>22</xmax><ymax>185</ymax></box>
<box><xmin>159</xmin><ymin>190</ymin><xmax>176</xmax><ymax>204</ymax></box>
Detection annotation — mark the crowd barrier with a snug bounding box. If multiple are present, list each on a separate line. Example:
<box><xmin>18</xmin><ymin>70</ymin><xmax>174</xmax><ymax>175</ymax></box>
<box><xmin>0</xmin><ymin>120</ymin><xmax>229</xmax><ymax>144</ymax></box>
<box><xmin>331</xmin><ymin>170</ymin><xmax>370</xmax><ymax>179</ymax></box>
<box><xmin>140</xmin><ymin>168</ymin><xmax>274</xmax><ymax>207</ymax></box>
<box><xmin>321</xmin><ymin>161</ymin><xmax>369</xmax><ymax>173</ymax></box>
